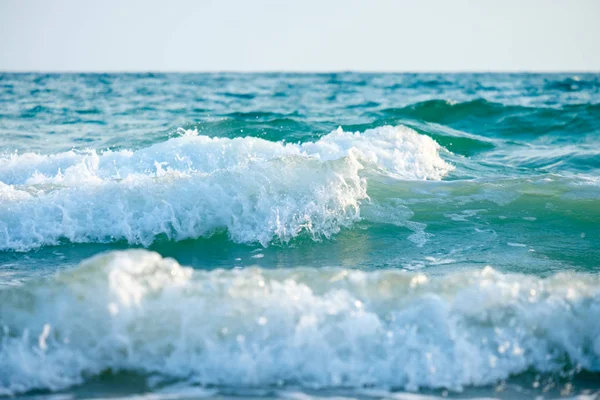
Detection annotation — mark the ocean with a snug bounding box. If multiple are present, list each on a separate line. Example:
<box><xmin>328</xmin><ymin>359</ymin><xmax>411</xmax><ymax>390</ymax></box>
<box><xmin>0</xmin><ymin>73</ymin><xmax>599</xmax><ymax>399</ymax></box>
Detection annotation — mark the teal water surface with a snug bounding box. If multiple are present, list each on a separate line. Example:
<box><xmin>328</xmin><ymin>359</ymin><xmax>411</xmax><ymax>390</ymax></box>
<box><xmin>1</xmin><ymin>73</ymin><xmax>599</xmax><ymax>399</ymax></box>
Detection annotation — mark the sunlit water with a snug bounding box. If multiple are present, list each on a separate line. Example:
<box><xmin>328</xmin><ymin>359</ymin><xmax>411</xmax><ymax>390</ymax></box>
<box><xmin>1</xmin><ymin>73</ymin><xmax>599</xmax><ymax>399</ymax></box>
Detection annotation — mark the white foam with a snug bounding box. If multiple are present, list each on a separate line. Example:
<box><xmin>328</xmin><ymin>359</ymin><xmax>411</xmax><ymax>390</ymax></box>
<box><xmin>1</xmin><ymin>250</ymin><xmax>599</xmax><ymax>395</ymax></box>
<box><xmin>0</xmin><ymin>126</ymin><xmax>453</xmax><ymax>251</ymax></box>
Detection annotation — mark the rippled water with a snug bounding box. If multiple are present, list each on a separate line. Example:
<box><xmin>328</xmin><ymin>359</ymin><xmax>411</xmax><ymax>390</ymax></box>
<box><xmin>1</xmin><ymin>73</ymin><xmax>599</xmax><ymax>399</ymax></box>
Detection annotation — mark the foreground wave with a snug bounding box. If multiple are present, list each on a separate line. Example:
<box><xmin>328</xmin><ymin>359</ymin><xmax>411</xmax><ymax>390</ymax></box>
<box><xmin>0</xmin><ymin>126</ymin><xmax>452</xmax><ymax>251</ymax></box>
<box><xmin>1</xmin><ymin>249</ymin><xmax>599</xmax><ymax>395</ymax></box>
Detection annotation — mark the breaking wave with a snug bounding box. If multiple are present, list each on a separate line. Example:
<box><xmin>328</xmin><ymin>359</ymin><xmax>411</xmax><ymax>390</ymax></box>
<box><xmin>1</xmin><ymin>250</ymin><xmax>599</xmax><ymax>395</ymax></box>
<box><xmin>0</xmin><ymin>126</ymin><xmax>453</xmax><ymax>251</ymax></box>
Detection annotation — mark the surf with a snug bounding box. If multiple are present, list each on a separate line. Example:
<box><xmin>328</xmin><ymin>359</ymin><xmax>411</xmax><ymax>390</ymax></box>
<box><xmin>0</xmin><ymin>125</ymin><xmax>453</xmax><ymax>251</ymax></box>
<box><xmin>1</xmin><ymin>249</ymin><xmax>600</xmax><ymax>395</ymax></box>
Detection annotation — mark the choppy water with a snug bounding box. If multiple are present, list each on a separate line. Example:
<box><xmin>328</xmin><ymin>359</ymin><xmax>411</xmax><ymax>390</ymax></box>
<box><xmin>0</xmin><ymin>73</ymin><xmax>599</xmax><ymax>399</ymax></box>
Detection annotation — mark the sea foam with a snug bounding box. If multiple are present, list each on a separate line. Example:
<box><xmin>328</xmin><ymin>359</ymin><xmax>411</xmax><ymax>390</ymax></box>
<box><xmin>1</xmin><ymin>250</ymin><xmax>599</xmax><ymax>395</ymax></box>
<box><xmin>0</xmin><ymin>126</ymin><xmax>453</xmax><ymax>251</ymax></box>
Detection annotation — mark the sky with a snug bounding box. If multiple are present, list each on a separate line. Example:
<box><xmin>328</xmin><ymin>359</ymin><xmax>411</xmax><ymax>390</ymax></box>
<box><xmin>1</xmin><ymin>0</ymin><xmax>599</xmax><ymax>72</ymax></box>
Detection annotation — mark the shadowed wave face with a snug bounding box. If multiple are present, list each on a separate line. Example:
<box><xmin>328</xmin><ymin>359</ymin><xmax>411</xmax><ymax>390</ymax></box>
<box><xmin>0</xmin><ymin>73</ymin><xmax>599</xmax><ymax>399</ymax></box>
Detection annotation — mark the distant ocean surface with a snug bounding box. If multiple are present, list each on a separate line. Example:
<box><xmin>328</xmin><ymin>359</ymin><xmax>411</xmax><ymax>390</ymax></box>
<box><xmin>1</xmin><ymin>73</ymin><xmax>599</xmax><ymax>399</ymax></box>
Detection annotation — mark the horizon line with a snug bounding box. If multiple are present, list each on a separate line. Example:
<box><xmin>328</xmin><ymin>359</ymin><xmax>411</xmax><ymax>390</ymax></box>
<box><xmin>1</xmin><ymin>69</ymin><xmax>599</xmax><ymax>74</ymax></box>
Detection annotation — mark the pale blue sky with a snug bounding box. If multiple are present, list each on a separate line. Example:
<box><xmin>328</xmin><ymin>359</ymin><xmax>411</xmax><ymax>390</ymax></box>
<box><xmin>1</xmin><ymin>0</ymin><xmax>599</xmax><ymax>72</ymax></box>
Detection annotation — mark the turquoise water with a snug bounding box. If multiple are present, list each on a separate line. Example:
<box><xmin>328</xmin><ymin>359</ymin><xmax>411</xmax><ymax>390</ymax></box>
<box><xmin>0</xmin><ymin>73</ymin><xmax>599</xmax><ymax>399</ymax></box>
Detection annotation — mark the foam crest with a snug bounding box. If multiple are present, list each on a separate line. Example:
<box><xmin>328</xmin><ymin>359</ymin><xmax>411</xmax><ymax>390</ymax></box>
<box><xmin>0</xmin><ymin>126</ymin><xmax>452</xmax><ymax>185</ymax></box>
<box><xmin>0</xmin><ymin>126</ymin><xmax>452</xmax><ymax>251</ymax></box>
<box><xmin>1</xmin><ymin>250</ymin><xmax>600</xmax><ymax>395</ymax></box>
